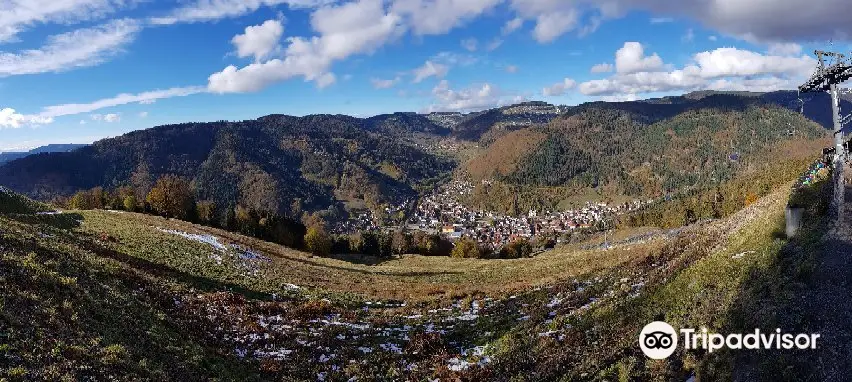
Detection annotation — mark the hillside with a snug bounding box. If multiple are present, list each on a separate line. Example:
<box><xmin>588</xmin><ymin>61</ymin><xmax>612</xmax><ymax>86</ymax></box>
<box><xmin>0</xmin><ymin>93</ymin><xmax>839</xmax><ymax>226</ymax></box>
<box><xmin>461</xmin><ymin>98</ymin><xmax>830</xmax><ymax>213</ymax></box>
<box><xmin>0</xmin><ymin>116</ymin><xmax>454</xmax><ymax>224</ymax></box>
<box><xmin>0</xmin><ymin>164</ymin><xmax>832</xmax><ymax>379</ymax></box>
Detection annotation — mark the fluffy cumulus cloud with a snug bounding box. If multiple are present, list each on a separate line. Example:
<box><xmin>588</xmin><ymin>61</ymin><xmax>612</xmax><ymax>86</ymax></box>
<box><xmin>232</xmin><ymin>19</ymin><xmax>285</xmax><ymax>61</ymax></box>
<box><xmin>391</xmin><ymin>0</ymin><xmax>502</xmax><ymax>36</ymax></box>
<box><xmin>425</xmin><ymin>80</ymin><xmax>525</xmax><ymax>112</ymax></box>
<box><xmin>542</xmin><ymin>78</ymin><xmax>576</xmax><ymax>96</ymax></box>
<box><xmin>615</xmin><ymin>42</ymin><xmax>665</xmax><ymax>74</ymax></box>
<box><xmin>0</xmin><ymin>108</ymin><xmax>52</xmax><ymax>129</ymax></box>
<box><xmin>767</xmin><ymin>42</ymin><xmax>803</xmax><ymax>56</ymax></box>
<box><xmin>578</xmin><ymin>41</ymin><xmax>818</xmax><ymax>97</ymax></box>
<box><xmin>208</xmin><ymin>0</ymin><xmax>404</xmax><ymax>93</ymax></box>
<box><xmin>412</xmin><ymin>60</ymin><xmax>449</xmax><ymax>83</ymax></box>
<box><xmin>103</xmin><ymin>113</ymin><xmax>121</xmax><ymax>122</ymax></box>
<box><xmin>0</xmin><ymin>19</ymin><xmax>140</xmax><ymax>77</ymax></box>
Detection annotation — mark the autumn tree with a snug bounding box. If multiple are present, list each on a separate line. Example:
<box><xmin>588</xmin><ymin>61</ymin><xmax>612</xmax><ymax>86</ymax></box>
<box><xmin>451</xmin><ymin>238</ymin><xmax>481</xmax><ymax>259</ymax></box>
<box><xmin>500</xmin><ymin>239</ymin><xmax>533</xmax><ymax>259</ymax></box>
<box><xmin>123</xmin><ymin>196</ymin><xmax>137</xmax><ymax>212</ymax></box>
<box><xmin>146</xmin><ymin>174</ymin><xmax>194</xmax><ymax>220</ymax></box>
<box><xmin>69</xmin><ymin>191</ymin><xmax>93</xmax><ymax>210</ymax></box>
<box><xmin>196</xmin><ymin>200</ymin><xmax>216</xmax><ymax>225</ymax></box>
<box><xmin>304</xmin><ymin>225</ymin><xmax>332</xmax><ymax>256</ymax></box>
<box><xmin>391</xmin><ymin>230</ymin><xmax>411</xmax><ymax>255</ymax></box>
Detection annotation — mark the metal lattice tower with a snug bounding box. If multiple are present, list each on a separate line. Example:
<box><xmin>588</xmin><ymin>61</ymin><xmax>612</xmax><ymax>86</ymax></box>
<box><xmin>799</xmin><ymin>50</ymin><xmax>852</xmax><ymax>220</ymax></box>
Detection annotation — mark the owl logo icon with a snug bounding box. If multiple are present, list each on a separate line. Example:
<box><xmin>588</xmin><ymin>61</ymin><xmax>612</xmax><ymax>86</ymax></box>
<box><xmin>639</xmin><ymin>321</ymin><xmax>677</xmax><ymax>359</ymax></box>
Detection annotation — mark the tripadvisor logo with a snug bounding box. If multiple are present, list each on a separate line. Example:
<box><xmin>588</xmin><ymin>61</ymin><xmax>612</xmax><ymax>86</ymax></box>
<box><xmin>639</xmin><ymin>321</ymin><xmax>678</xmax><ymax>359</ymax></box>
<box><xmin>639</xmin><ymin>321</ymin><xmax>821</xmax><ymax>359</ymax></box>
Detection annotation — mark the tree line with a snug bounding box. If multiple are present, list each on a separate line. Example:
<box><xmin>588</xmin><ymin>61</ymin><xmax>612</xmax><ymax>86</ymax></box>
<box><xmin>60</xmin><ymin>173</ymin><xmax>537</xmax><ymax>260</ymax></box>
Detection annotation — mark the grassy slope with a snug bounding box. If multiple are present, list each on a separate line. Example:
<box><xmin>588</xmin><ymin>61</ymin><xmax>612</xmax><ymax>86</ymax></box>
<box><xmin>0</xmin><ymin>172</ymin><xmax>828</xmax><ymax>379</ymax></box>
<box><xmin>0</xmin><ymin>213</ymin><xmax>261</xmax><ymax>380</ymax></box>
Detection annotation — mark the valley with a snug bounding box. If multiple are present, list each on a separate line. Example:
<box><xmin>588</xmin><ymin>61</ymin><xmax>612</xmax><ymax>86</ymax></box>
<box><xmin>0</xmin><ymin>91</ymin><xmax>838</xmax><ymax>380</ymax></box>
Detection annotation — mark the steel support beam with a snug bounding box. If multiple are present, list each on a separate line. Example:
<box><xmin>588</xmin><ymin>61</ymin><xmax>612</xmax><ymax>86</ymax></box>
<box><xmin>831</xmin><ymin>84</ymin><xmax>845</xmax><ymax>220</ymax></box>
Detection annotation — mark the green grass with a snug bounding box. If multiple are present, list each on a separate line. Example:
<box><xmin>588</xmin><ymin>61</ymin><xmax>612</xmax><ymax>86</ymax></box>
<box><xmin>0</xmin><ymin>178</ymin><xmax>832</xmax><ymax>380</ymax></box>
<box><xmin>0</xmin><ymin>186</ymin><xmax>52</xmax><ymax>214</ymax></box>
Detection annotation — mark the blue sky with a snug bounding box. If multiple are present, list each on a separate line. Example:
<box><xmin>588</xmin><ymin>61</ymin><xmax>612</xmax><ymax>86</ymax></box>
<box><xmin>0</xmin><ymin>0</ymin><xmax>847</xmax><ymax>152</ymax></box>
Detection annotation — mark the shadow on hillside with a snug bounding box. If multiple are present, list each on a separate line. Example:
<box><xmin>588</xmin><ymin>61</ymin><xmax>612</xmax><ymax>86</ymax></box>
<box><xmin>284</xmin><ymin>252</ymin><xmax>463</xmax><ymax>277</ymax></box>
<box><xmin>74</xmin><ymin>233</ymin><xmax>271</xmax><ymax>300</ymax></box>
<box><xmin>7</xmin><ymin>212</ymin><xmax>84</xmax><ymax>230</ymax></box>
<box><xmin>0</xmin><ymin>232</ymin><xmax>266</xmax><ymax>380</ymax></box>
<box><xmin>705</xmin><ymin>192</ymin><xmax>852</xmax><ymax>380</ymax></box>
<box><xmin>326</xmin><ymin>253</ymin><xmax>397</xmax><ymax>266</ymax></box>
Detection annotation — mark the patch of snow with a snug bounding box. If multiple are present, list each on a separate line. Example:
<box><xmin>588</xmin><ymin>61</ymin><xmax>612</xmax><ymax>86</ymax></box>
<box><xmin>158</xmin><ymin>228</ymin><xmax>227</xmax><ymax>251</ymax></box>
<box><xmin>732</xmin><ymin>251</ymin><xmax>755</xmax><ymax>259</ymax></box>
<box><xmin>380</xmin><ymin>343</ymin><xmax>403</xmax><ymax>354</ymax></box>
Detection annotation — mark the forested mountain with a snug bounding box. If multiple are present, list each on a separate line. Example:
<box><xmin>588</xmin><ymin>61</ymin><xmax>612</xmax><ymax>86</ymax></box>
<box><xmin>0</xmin><ymin>91</ymin><xmax>838</xmax><ymax>221</ymax></box>
<box><xmin>0</xmin><ymin>115</ymin><xmax>454</xmax><ymax>224</ymax></box>
<box><xmin>462</xmin><ymin>96</ymin><xmax>830</xmax><ymax>213</ymax></box>
<box><xmin>0</xmin><ymin>143</ymin><xmax>87</xmax><ymax>165</ymax></box>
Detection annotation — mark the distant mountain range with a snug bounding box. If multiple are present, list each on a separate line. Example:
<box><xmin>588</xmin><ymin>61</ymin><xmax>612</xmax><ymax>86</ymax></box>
<box><xmin>0</xmin><ymin>90</ymin><xmax>835</xmax><ymax>219</ymax></box>
<box><xmin>0</xmin><ymin>144</ymin><xmax>87</xmax><ymax>165</ymax></box>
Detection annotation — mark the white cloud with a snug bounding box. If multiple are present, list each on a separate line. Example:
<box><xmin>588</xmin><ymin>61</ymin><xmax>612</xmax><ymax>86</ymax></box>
<box><xmin>615</xmin><ymin>42</ymin><xmax>665</xmax><ymax>74</ymax></box>
<box><xmin>505</xmin><ymin>65</ymin><xmax>519</xmax><ymax>73</ymax></box>
<box><xmin>138</xmin><ymin>111</ymin><xmax>148</xmax><ymax>118</ymax></box>
<box><xmin>391</xmin><ymin>0</ymin><xmax>502</xmax><ymax>36</ymax></box>
<box><xmin>542</xmin><ymin>78</ymin><xmax>576</xmax><ymax>96</ymax></box>
<box><xmin>232</xmin><ymin>19</ymin><xmax>285</xmax><ymax>62</ymax></box>
<box><xmin>412</xmin><ymin>60</ymin><xmax>449</xmax><ymax>83</ymax></box>
<box><xmin>601</xmin><ymin>93</ymin><xmax>638</xmax><ymax>102</ymax></box>
<box><xmin>531</xmin><ymin>9</ymin><xmax>579</xmax><ymax>43</ymax></box>
<box><xmin>0</xmin><ymin>108</ymin><xmax>53</xmax><ymax>129</ymax></box>
<box><xmin>578</xmin><ymin>44</ymin><xmax>817</xmax><ymax>97</ymax></box>
<box><xmin>425</xmin><ymin>80</ymin><xmax>524</xmax><ymax>112</ymax></box>
<box><xmin>79</xmin><ymin>119</ymin><xmax>87</xmax><ymax>125</ymax></box>
<box><xmin>149</xmin><ymin>0</ymin><xmax>333</xmax><ymax>25</ymax></box>
<box><xmin>594</xmin><ymin>0</ymin><xmax>852</xmax><ymax>42</ymax></box>
<box><xmin>0</xmin><ymin>0</ymin><xmax>129</xmax><ymax>42</ymax></box>
<box><xmin>485</xmin><ymin>38</ymin><xmax>503</xmax><ymax>51</ymax></box>
<box><xmin>708</xmin><ymin>35</ymin><xmax>718</xmax><ymax>41</ymax></box>
<box><xmin>0</xmin><ymin>19</ymin><xmax>140</xmax><ymax>77</ymax></box>
<box><xmin>501</xmin><ymin>17</ymin><xmax>523</xmax><ymax>35</ymax></box>
<box><xmin>509</xmin><ymin>0</ymin><xmax>616</xmax><ymax>43</ymax></box>
<box><xmin>90</xmin><ymin>114</ymin><xmax>103</xmax><ymax>121</ymax></box>
<box><xmin>371</xmin><ymin>76</ymin><xmax>401</xmax><ymax>89</ymax></box>
<box><xmin>103</xmin><ymin>113</ymin><xmax>121</xmax><ymax>123</ymax></box>
<box><xmin>461</xmin><ymin>38</ymin><xmax>478</xmax><ymax>52</ymax></box>
<box><xmin>692</xmin><ymin>48</ymin><xmax>814</xmax><ymax>79</ymax></box>
<box><xmin>40</xmin><ymin>86</ymin><xmax>206</xmax><ymax>118</ymax></box>
<box><xmin>590</xmin><ymin>62</ymin><xmax>613</xmax><ymax>73</ymax></box>
<box><xmin>767</xmin><ymin>42</ymin><xmax>802</xmax><ymax>56</ymax></box>
<box><xmin>208</xmin><ymin>0</ymin><xmax>404</xmax><ymax>93</ymax></box>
